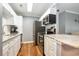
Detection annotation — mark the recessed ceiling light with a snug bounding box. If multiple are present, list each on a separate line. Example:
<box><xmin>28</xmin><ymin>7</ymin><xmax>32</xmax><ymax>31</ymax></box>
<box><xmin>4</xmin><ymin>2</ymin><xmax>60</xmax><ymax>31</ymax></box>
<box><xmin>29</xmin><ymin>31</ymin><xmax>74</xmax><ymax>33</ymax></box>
<box><xmin>27</xmin><ymin>3</ymin><xmax>33</xmax><ymax>12</ymax></box>
<box><xmin>20</xmin><ymin>4</ymin><xmax>23</xmax><ymax>7</ymax></box>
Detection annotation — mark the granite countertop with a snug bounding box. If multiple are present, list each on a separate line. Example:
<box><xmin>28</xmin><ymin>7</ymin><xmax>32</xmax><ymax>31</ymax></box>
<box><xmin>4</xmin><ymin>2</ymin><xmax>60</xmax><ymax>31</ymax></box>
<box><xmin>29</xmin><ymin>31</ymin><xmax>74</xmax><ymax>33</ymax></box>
<box><xmin>3</xmin><ymin>33</ymin><xmax>22</xmax><ymax>43</ymax></box>
<box><xmin>45</xmin><ymin>34</ymin><xmax>79</xmax><ymax>48</ymax></box>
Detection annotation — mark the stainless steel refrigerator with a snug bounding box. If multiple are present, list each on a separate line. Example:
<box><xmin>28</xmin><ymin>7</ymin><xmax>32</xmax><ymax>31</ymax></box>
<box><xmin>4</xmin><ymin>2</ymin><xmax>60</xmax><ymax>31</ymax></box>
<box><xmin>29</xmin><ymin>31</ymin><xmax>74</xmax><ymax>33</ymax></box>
<box><xmin>33</xmin><ymin>21</ymin><xmax>41</xmax><ymax>45</ymax></box>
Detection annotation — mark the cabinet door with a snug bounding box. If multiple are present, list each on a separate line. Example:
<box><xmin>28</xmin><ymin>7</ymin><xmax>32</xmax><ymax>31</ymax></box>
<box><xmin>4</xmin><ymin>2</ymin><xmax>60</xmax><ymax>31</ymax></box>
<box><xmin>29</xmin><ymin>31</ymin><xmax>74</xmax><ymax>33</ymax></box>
<box><xmin>3</xmin><ymin>43</ymin><xmax>9</xmax><ymax>56</ymax></box>
<box><xmin>14</xmin><ymin>16</ymin><xmax>23</xmax><ymax>33</ymax></box>
<box><xmin>13</xmin><ymin>42</ymin><xmax>18</xmax><ymax>55</ymax></box>
<box><xmin>17</xmin><ymin>36</ymin><xmax>21</xmax><ymax>52</ymax></box>
<box><xmin>8</xmin><ymin>46</ymin><xmax>14</xmax><ymax>56</ymax></box>
<box><xmin>56</xmin><ymin>41</ymin><xmax>61</xmax><ymax>56</ymax></box>
<box><xmin>44</xmin><ymin>36</ymin><xmax>50</xmax><ymax>55</ymax></box>
<box><xmin>8</xmin><ymin>36</ymin><xmax>19</xmax><ymax>56</ymax></box>
<box><xmin>8</xmin><ymin>39</ymin><xmax>16</xmax><ymax>56</ymax></box>
<box><xmin>14</xmin><ymin>36</ymin><xmax>21</xmax><ymax>55</ymax></box>
<box><xmin>48</xmin><ymin>38</ymin><xmax>57</xmax><ymax>56</ymax></box>
<box><xmin>44</xmin><ymin>36</ymin><xmax>57</xmax><ymax>56</ymax></box>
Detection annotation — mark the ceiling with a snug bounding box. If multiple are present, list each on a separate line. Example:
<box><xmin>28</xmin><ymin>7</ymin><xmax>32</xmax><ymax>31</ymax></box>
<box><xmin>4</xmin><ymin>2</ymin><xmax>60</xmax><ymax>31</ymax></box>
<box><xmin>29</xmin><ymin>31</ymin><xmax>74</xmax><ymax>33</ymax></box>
<box><xmin>9</xmin><ymin>3</ymin><xmax>53</xmax><ymax>17</ymax></box>
<box><xmin>56</xmin><ymin>3</ymin><xmax>79</xmax><ymax>13</ymax></box>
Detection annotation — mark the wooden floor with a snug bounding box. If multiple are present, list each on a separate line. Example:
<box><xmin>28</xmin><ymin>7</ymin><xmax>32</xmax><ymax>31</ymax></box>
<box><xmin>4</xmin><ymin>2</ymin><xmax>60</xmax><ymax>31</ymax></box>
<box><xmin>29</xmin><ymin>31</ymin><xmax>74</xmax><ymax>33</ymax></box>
<box><xmin>17</xmin><ymin>43</ymin><xmax>43</xmax><ymax>56</ymax></box>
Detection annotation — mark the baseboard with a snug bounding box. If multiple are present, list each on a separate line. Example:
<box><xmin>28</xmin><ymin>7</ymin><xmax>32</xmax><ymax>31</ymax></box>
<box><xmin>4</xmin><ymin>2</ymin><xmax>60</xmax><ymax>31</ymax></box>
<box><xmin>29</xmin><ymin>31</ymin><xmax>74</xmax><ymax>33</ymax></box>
<box><xmin>22</xmin><ymin>41</ymin><xmax>34</xmax><ymax>44</ymax></box>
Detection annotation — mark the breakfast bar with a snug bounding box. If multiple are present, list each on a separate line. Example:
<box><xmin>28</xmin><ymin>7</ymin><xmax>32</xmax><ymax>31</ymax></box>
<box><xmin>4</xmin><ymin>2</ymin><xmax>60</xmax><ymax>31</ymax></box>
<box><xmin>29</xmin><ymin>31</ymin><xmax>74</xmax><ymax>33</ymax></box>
<box><xmin>44</xmin><ymin>34</ymin><xmax>79</xmax><ymax>56</ymax></box>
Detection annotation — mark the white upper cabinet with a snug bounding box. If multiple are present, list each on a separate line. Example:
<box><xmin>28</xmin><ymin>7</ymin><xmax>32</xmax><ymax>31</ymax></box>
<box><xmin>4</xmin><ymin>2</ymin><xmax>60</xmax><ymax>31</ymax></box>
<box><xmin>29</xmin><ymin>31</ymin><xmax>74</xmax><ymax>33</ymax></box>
<box><xmin>39</xmin><ymin>4</ymin><xmax>57</xmax><ymax>22</ymax></box>
<box><xmin>2</xmin><ymin>17</ymin><xmax>14</xmax><ymax>25</ymax></box>
<box><xmin>14</xmin><ymin>16</ymin><xmax>23</xmax><ymax>33</ymax></box>
<box><xmin>2</xmin><ymin>7</ymin><xmax>23</xmax><ymax>33</ymax></box>
<box><xmin>2</xmin><ymin>7</ymin><xmax>14</xmax><ymax>25</ymax></box>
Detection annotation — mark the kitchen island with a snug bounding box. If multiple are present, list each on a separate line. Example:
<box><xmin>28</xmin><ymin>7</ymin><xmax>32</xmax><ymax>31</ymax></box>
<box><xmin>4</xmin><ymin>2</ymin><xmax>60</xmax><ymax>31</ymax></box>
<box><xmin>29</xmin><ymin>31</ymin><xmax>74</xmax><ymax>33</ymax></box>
<box><xmin>44</xmin><ymin>34</ymin><xmax>79</xmax><ymax>56</ymax></box>
<box><xmin>2</xmin><ymin>33</ymin><xmax>22</xmax><ymax>56</ymax></box>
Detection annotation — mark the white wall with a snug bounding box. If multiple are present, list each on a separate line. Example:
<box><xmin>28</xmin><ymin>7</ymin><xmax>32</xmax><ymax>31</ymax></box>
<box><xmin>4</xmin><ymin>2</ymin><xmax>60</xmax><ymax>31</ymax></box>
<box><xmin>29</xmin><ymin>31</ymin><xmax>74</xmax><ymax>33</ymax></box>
<box><xmin>65</xmin><ymin>12</ymin><xmax>79</xmax><ymax>33</ymax></box>
<box><xmin>58</xmin><ymin>11</ymin><xmax>79</xmax><ymax>34</ymax></box>
<box><xmin>23</xmin><ymin>16</ymin><xmax>39</xmax><ymax>42</ymax></box>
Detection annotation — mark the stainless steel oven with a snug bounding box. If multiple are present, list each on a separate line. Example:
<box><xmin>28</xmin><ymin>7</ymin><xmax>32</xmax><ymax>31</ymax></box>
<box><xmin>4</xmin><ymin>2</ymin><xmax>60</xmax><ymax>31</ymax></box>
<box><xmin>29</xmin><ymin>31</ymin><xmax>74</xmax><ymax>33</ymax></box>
<box><xmin>37</xmin><ymin>33</ymin><xmax>44</xmax><ymax>55</ymax></box>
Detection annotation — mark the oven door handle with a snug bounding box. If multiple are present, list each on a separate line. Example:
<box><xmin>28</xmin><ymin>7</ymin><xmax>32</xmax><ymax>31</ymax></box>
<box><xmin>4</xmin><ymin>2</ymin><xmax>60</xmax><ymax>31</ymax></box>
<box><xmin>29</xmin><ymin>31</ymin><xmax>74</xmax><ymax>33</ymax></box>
<box><xmin>39</xmin><ymin>36</ymin><xmax>44</xmax><ymax>44</ymax></box>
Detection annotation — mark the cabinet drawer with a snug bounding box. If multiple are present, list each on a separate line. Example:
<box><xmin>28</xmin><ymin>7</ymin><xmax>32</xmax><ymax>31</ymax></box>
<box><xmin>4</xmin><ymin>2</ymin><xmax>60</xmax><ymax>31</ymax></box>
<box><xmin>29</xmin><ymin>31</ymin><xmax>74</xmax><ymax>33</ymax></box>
<box><xmin>15</xmin><ymin>36</ymin><xmax>20</xmax><ymax>40</ymax></box>
<box><xmin>48</xmin><ymin>38</ymin><xmax>56</xmax><ymax>43</ymax></box>
<box><xmin>44</xmin><ymin>36</ymin><xmax>49</xmax><ymax>40</ymax></box>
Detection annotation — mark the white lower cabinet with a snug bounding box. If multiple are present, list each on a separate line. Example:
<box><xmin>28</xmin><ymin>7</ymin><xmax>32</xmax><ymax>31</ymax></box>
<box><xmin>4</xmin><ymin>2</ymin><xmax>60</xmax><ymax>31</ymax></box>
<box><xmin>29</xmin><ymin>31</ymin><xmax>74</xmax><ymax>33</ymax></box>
<box><xmin>3</xmin><ymin>43</ymin><xmax>9</xmax><ymax>56</ymax></box>
<box><xmin>14</xmin><ymin>42</ymin><xmax>18</xmax><ymax>55</ymax></box>
<box><xmin>8</xmin><ymin>46</ymin><xmax>14</xmax><ymax>56</ymax></box>
<box><xmin>44</xmin><ymin>36</ymin><xmax>57</xmax><ymax>56</ymax></box>
<box><xmin>3</xmin><ymin>35</ymin><xmax>21</xmax><ymax>56</ymax></box>
<box><xmin>44</xmin><ymin>36</ymin><xmax>49</xmax><ymax>55</ymax></box>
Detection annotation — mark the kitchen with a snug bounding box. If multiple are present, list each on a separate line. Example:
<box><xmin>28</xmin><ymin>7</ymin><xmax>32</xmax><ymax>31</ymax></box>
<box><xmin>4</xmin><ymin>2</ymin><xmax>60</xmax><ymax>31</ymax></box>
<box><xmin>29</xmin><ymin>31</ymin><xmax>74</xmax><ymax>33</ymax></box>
<box><xmin>0</xmin><ymin>3</ymin><xmax>79</xmax><ymax>56</ymax></box>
